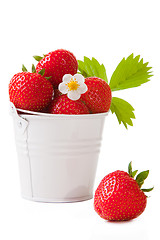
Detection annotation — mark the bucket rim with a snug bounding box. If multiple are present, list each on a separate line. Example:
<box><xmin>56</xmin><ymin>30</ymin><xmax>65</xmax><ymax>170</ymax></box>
<box><xmin>17</xmin><ymin>107</ymin><xmax>109</xmax><ymax>119</ymax></box>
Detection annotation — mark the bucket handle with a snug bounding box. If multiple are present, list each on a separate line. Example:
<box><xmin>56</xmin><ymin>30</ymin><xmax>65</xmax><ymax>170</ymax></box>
<box><xmin>10</xmin><ymin>102</ymin><xmax>28</xmax><ymax>134</ymax></box>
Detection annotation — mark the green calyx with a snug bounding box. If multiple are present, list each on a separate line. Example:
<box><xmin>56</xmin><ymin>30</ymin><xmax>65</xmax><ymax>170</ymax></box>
<box><xmin>22</xmin><ymin>64</ymin><xmax>28</xmax><ymax>72</ymax></box>
<box><xmin>78</xmin><ymin>54</ymin><xmax>153</xmax><ymax>129</ymax></box>
<box><xmin>33</xmin><ymin>54</ymin><xmax>51</xmax><ymax>79</ymax></box>
<box><xmin>33</xmin><ymin>54</ymin><xmax>46</xmax><ymax>62</ymax></box>
<box><xmin>38</xmin><ymin>68</ymin><xmax>45</xmax><ymax>76</ymax></box>
<box><xmin>32</xmin><ymin>64</ymin><xmax>36</xmax><ymax>73</ymax></box>
<box><xmin>22</xmin><ymin>64</ymin><xmax>44</xmax><ymax>75</ymax></box>
<box><xmin>128</xmin><ymin>161</ymin><xmax>154</xmax><ymax>194</ymax></box>
<box><xmin>33</xmin><ymin>55</ymin><xmax>43</xmax><ymax>61</ymax></box>
<box><xmin>37</xmin><ymin>68</ymin><xmax>52</xmax><ymax>80</ymax></box>
<box><xmin>22</xmin><ymin>64</ymin><xmax>51</xmax><ymax>81</ymax></box>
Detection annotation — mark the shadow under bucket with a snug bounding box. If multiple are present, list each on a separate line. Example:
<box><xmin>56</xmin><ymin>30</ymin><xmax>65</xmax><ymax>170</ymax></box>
<box><xmin>10</xmin><ymin>102</ymin><xmax>108</xmax><ymax>203</ymax></box>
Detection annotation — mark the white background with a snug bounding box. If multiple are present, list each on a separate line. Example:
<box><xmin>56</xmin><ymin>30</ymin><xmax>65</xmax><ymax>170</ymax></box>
<box><xmin>0</xmin><ymin>0</ymin><xmax>159</xmax><ymax>239</ymax></box>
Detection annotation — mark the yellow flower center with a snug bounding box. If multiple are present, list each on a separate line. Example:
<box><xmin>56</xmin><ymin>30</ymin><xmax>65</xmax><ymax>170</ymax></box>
<box><xmin>67</xmin><ymin>79</ymin><xmax>80</xmax><ymax>91</ymax></box>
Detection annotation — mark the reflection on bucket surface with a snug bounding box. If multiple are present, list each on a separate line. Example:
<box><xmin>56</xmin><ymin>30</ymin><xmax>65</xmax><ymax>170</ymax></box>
<box><xmin>10</xmin><ymin>102</ymin><xmax>107</xmax><ymax>203</ymax></box>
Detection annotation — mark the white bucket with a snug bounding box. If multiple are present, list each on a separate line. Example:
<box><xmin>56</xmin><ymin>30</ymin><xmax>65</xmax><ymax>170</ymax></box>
<box><xmin>10</xmin><ymin>102</ymin><xmax>107</xmax><ymax>203</ymax></box>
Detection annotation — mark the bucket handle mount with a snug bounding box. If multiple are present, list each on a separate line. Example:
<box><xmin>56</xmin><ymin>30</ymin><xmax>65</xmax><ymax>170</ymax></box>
<box><xmin>10</xmin><ymin>102</ymin><xmax>28</xmax><ymax>134</ymax></box>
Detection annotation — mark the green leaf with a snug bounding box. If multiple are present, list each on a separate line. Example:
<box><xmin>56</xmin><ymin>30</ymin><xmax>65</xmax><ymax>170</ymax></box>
<box><xmin>45</xmin><ymin>76</ymin><xmax>52</xmax><ymax>80</ymax></box>
<box><xmin>22</xmin><ymin>64</ymin><xmax>28</xmax><ymax>72</ymax></box>
<box><xmin>136</xmin><ymin>170</ymin><xmax>149</xmax><ymax>188</ymax></box>
<box><xmin>109</xmin><ymin>53</ymin><xmax>153</xmax><ymax>91</ymax></box>
<box><xmin>132</xmin><ymin>170</ymin><xmax>138</xmax><ymax>178</ymax></box>
<box><xmin>78</xmin><ymin>57</ymin><xmax>108</xmax><ymax>83</ymax></box>
<box><xmin>33</xmin><ymin>55</ymin><xmax>43</xmax><ymax>61</ymax></box>
<box><xmin>32</xmin><ymin>64</ymin><xmax>36</xmax><ymax>73</ymax></box>
<box><xmin>141</xmin><ymin>187</ymin><xmax>154</xmax><ymax>192</ymax></box>
<box><xmin>78</xmin><ymin>60</ymin><xmax>88</xmax><ymax>77</ymax></box>
<box><xmin>83</xmin><ymin>56</ymin><xmax>93</xmax><ymax>76</ymax></box>
<box><xmin>128</xmin><ymin>161</ymin><xmax>132</xmax><ymax>177</ymax></box>
<box><xmin>128</xmin><ymin>161</ymin><xmax>138</xmax><ymax>178</ymax></box>
<box><xmin>38</xmin><ymin>68</ymin><xmax>45</xmax><ymax>76</ymax></box>
<box><xmin>110</xmin><ymin>97</ymin><xmax>135</xmax><ymax>129</ymax></box>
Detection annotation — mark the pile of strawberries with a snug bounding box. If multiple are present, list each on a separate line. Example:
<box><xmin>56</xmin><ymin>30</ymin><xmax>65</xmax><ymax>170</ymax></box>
<box><xmin>9</xmin><ymin>50</ymin><xmax>153</xmax><ymax>222</ymax></box>
<box><xmin>9</xmin><ymin>49</ymin><xmax>112</xmax><ymax>114</ymax></box>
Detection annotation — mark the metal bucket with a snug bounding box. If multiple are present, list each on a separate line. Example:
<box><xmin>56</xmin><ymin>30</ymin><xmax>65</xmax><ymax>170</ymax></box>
<box><xmin>10</xmin><ymin>102</ymin><xmax>107</xmax><ymax>203</ymax></box>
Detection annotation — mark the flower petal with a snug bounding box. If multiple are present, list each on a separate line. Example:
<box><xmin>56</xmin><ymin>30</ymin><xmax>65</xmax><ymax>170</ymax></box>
<box><xmin>73</xmin><ymin>74</ymin><xmax>85</xmax><ymax>84</ymax></box>
<box><xmin>62</xmin><ymin>74</ymin><xmax>72</xmax><ymax>83</ymax></box>
<box><xmin>77</xmin><ymin>83</ymin><xmax>88</xmax><ymax>94</ymax></box>
<box><xmin>67</xmin><ymin>91</ymin><xmax>81</xmax><ymax>101</ymax></box>
<box><xmin>58</xmin><ymin>82</ymin><xmax>68</xmax><ymax>94</ymax></box>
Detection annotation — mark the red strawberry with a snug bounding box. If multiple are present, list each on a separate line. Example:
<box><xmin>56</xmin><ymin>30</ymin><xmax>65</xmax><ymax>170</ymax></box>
<box><xmin>54</xmin><ymin>89</ymin><xmax>62</xmax><ymax>98</ymax></box>
<box><xmin>80</xmin><ymin>77</ymin><xmax>112</xmax><ymax>113</ymax></box>
<box><xmin>94</xmin><ymin>162</ymin><xmax>153</xmax><ymax>221</ymax></box>
<box><xmin>35</xmin><ymin>49</ymin><xmax>78</xmax><ymax>87</ymax></box>
<box><xmin>42</xmin><ymin>89</ymin><xmax>62</xmax><ymax>113</ymax></box>
<box><xmin>9</xmin><ymin>72</ymin><xmax>54</xmax><ymax>112</ymax></box>
<box><xmin>48</xmin><ymin>95</ymin><xmax>90</xmax><ymax>115</ymax></box>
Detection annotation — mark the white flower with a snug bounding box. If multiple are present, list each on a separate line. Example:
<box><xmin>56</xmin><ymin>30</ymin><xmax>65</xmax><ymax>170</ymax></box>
<box><xmin>58</xmin><ymin>74</ymin><xmax>88</xmax><ymax>100</ymax></box>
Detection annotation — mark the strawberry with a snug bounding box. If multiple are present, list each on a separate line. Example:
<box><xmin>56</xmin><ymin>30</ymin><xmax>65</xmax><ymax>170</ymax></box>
<box><xmin>34</xmin><ymin>49</ymin><xmax>78</xmax><ymax>87</ymax></box>
<box><xmin>80</xmin><ymin>77</ymin><xmax>112</xmax><ymax>113</ymax></box>
<box><xmin>94</xmin><ymin>162</ymin><xmax>153</xmax><ymax>221</ymax></box>
<box><xmin>54</xmin><ymin>89</ymin><xmax>62</xmax><ymax>98</ymax></box>
<box><xmin>48</xmin><ymin>95</ymin><xmax>90</xmax><ymax>114</ymax></box>
<box><xmin>42</xmin><ymin>89</ymin><xmax>62</xmax><ymax>113</ymax></box>
<box><xmin>9</xmin><ymin>72</ymin><xmax>54</xmax><ymax>112</ymax></box>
